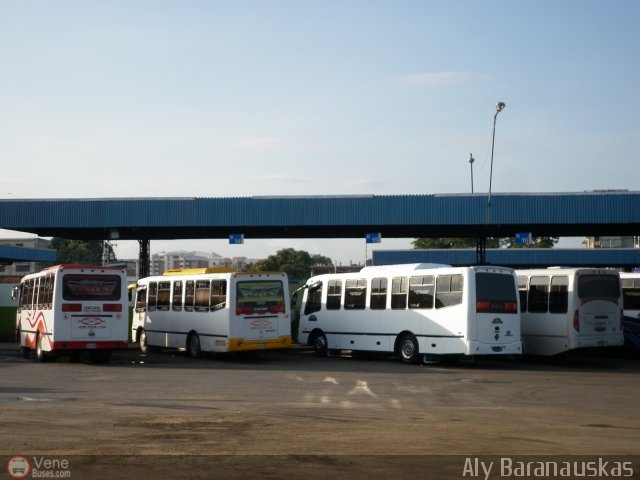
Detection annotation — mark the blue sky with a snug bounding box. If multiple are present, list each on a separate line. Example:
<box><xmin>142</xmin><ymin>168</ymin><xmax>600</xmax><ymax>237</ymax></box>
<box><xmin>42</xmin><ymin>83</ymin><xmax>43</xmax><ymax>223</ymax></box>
<box><xmin>1</xmin><ymin>1</ymin><xmax>638</xmax><ymax>264</ymax></box>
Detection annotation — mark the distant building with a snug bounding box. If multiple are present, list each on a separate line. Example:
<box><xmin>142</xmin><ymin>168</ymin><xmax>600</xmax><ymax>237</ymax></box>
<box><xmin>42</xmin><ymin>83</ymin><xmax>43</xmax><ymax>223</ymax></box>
<box><xmin>145</xmin><ymin>250</ymin><xmax>255</xmax><ymax>276</ymax></box>
<box><xmin>585</xmin><ymin>236</ymin><xmax>639</xmax><ymax>249</ymax></box>
<box><xmin>0</xmin><ymin>238</ymin><xmax>55</xmax><ymax>278</ymax></box>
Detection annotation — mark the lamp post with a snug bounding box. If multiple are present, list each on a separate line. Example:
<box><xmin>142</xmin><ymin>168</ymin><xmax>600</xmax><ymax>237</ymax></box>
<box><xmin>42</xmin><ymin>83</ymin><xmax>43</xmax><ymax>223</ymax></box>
<box><xmin>469</xmin><ymin>153</ymin><xmax>475</xmax><ymax>193</ymax></box>
<box><xmin>488</xmin><ymin>101</ymin><xmax>506</xmax><ymax>205</ymax></box>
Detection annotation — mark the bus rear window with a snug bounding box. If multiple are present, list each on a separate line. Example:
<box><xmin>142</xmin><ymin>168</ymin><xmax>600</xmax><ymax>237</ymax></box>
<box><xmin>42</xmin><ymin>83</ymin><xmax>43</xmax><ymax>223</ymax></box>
<box><xmin>62</xmin><ymin>274</ymin><xmax>122</xmax><ymax>301</ymax></box>
<box><xmin>578</xmin><ymin>274</ymin><xmax>620</xmax><ymax>300</ymax></box>
<box><xmin>475</xmin><ymin>272</ymin><xmax>518</xmax><ymax>313</ymax></box>
<box><xmin>236</xmin><ymin>281</ymin><xmax>285</xmax><ymax>315</ymax></box>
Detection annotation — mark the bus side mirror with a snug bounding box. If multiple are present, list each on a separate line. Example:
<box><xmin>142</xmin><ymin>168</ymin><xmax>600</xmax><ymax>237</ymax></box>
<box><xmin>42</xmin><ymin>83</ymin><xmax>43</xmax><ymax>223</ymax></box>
<box><xmin>291</xmin><ymin>292</ymin><xmax>298</xmax><ymax>307</ymax></box>
<box><xmin>11</xmin><ymin>285</ymin><xmax>20</xmax><ymax>301</ymax></box>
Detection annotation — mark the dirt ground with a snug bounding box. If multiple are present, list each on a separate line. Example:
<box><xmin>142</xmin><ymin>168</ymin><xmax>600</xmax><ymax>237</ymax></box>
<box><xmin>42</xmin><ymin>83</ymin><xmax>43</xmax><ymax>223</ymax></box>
<box><xmin>1</xmin><ymin>344</ymin><xmax>639</xmax><ymax>479</ymax></box>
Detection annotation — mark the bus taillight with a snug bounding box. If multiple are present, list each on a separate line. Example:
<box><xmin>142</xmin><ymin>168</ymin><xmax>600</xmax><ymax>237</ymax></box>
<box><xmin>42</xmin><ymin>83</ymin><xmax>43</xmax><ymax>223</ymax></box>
<box><xmin>477</xmin><ymin>301</ymin><xmax>517</xmax><ymax>313</ymax></box>
<box><xmin>476</xmin><ymin>301</ymin><xmax>491</xmax><ymax>312</ymax></box>
<box><xmin>504</xmin><ymin>302</ymin><xmax>518</xmax><ymax>313</ymax></box>
<box><xmin>62</xmin><ymin>303</ymin><xmax>82</xmax><ymax>312</ymax></box>
<box><xmin>236</xmin><ymin>306</ymin><xmax>253</xmax><ymax>315</ymax></box>
<box><xmin>103</xmin><ymin>304</ymin><xmax>122</xmax><ymax>312</ymax></box>
<box><xmin>269</xmin><ymin>305</ymin><xmax>285</xmax><ymax>314</ymax></box>
<box><xmin>573</xmin><ymin>309</ymin><xmax>580</xmax><ymax>332</ymax></box>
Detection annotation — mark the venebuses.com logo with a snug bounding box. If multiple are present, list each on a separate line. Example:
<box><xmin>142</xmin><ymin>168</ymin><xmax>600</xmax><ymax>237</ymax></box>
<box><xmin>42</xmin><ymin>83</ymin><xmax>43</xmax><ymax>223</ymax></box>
<box><xmin>7</xmin><ymin>456</ymin><xmax>30</xmax><ymax>479</ymax></box>
<box><xmin>6</xmin><ymin>455</ymin><xmax>71</xmax><ymax>479</ymax></box>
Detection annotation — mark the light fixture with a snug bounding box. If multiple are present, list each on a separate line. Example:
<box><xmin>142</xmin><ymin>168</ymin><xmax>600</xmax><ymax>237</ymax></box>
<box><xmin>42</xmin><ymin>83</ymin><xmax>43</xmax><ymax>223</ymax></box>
<box><xmin>488</xmin><ymin>101</ymin><xmax>506</xmax><ymax>205</ymax></box>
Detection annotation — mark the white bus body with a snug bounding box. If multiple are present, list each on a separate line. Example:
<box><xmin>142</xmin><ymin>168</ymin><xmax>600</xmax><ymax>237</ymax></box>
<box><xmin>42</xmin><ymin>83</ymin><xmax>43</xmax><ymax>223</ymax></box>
<box><xmin>131</xmin><ymin>268</ymin><xmax>292</xmax><ymax>356</ymax></box>
<box><xmin>516</xmin><ymin>268</ymin><xmax>624</xmax><ymax>356</ymax></box>
<box><xmin>297</xmin><ymin>264</ymin><xmax>522</xmax><ymax>363</ymax></box>
<box><xmin>14</xmin><ymin>264</ymin><xmax>129</xmax><ymax>362</ymax></box>
<box><xmin>619</xmin><ymin>272</ymin><xmax>640</xmax><ymax>352</ymax></box>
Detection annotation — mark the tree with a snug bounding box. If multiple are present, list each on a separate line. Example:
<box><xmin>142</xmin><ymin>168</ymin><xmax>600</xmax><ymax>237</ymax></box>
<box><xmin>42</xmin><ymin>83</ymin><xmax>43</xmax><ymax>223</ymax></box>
<box><xmin>411</xmin><ymin>237</ymin><xmax>501</xmax><ymax>249</ymax></box>
<box><xmin>252</xmin><ymin>248</ymin><xmax>332</xmax><ymax>280</ymax></box>
<box><xmin>50</xmin><ymin>238</ymin><xmax>107</xmax><ymax>265</ymax></box>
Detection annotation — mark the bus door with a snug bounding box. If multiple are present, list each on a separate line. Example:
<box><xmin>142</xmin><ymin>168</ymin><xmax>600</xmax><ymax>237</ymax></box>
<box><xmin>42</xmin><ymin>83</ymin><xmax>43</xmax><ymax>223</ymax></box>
<box><xmin>132</xmin><ymin>286</ymin><xmax>148</xmax><ymax>336</ymax></box>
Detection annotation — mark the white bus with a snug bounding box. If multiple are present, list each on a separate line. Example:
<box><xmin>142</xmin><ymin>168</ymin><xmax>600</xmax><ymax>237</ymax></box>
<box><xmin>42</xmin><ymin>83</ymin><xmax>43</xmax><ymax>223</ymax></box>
<box><xmin>296</xmin><ymin>263</ymin><xmax>522</xmax><ymax>364</ymax></box>
<box><xmin>131</xmin><ymin>268</ymin><xmax>292</xmax><ymax>357</ymax></box>
<box><xmin>619</xmin><ymin>272</ymin><xmax>640</xmax><ymax>352</ymax></box>
<box><xmin>13</xmin><ymin>264</ymin><xmax>129</xmax><ymax>362</ymax></box>
<box><xmin>516</xmin><ymin>268</ymin><xmax>624</xmax><ymax>356</ymax></box>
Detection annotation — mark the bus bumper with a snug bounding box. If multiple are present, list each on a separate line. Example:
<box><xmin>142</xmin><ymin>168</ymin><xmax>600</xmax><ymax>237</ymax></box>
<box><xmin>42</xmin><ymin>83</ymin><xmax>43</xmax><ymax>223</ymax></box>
<box><xmin>50</xmin><ymin>341</ymin><xmax>129</xmax><ymax>351</ymax></box>
<box><xmin>227</xmin><ymin>336</ymin><xmax>292</xmax><ymax>352</ymax></box>
<box><xmin>467</xmin><ymin>341</ymin><xmax>522</xmax><ymax>355</ymax></box>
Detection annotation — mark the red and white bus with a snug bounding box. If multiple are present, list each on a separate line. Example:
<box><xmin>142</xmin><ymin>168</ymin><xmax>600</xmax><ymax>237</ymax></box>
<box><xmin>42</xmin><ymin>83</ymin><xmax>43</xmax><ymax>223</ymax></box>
<box><xmin>13</xmin><ymin>264</ymin><xmax>129</xmax><ymax>362</ymax></box>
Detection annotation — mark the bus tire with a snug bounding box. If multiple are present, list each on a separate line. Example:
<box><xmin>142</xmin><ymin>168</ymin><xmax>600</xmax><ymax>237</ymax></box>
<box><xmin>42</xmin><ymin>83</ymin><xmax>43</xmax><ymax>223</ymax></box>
<box><xmin>187</xmin><ymin>332</ymin><xmax>202</xmax><ymax>358</ymax></box>
<box><xmin>312</xmin><ymin>333</ymin><xmax>328</xmax><ymax>357</ymax></box>
<box><xmin>398</xmin><ymin>334</ymin><xmax>421</xmax><ymax>364</ymax></box>
<box><xmin>36</xmin><ymin>333</ymin><xmax>52</xmax><ymax>363</ymax></box>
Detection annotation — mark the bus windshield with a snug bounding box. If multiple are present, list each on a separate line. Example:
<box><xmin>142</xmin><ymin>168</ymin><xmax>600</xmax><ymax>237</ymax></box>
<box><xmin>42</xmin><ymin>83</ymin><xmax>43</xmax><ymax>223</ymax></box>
<box><xmin>62</xmin><ymin>274</ymin><xmax>123</xmax><ymax>301</ymax></box>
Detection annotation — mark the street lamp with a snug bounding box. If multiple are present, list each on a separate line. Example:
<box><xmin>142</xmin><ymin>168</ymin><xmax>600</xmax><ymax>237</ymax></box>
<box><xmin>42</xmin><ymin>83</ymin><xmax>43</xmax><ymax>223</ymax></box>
<box><xmin>469</xmin><ymin>153</ymin><xmax>475</xmax><ymax>193</ymax></box>
<box><xmin>488</xmin><ymin>101</ymin><xmax>506</xmax><ymax>205</ymax></box>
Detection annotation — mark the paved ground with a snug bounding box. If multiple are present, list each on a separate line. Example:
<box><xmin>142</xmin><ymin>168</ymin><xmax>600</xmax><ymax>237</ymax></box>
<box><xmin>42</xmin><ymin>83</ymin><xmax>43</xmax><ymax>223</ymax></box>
<box><xmin>1</xmin><ymin>344</ymin><xmax>639</xmax><ymax>479</ymax></box>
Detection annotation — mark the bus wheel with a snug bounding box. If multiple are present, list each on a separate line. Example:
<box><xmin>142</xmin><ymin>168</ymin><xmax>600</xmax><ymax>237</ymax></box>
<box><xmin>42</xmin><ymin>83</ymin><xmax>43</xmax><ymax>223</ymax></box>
<box><xmin>187</xmin><ymin>333</ymin><xmax>202</xmax><ymax>358</ymax></box>
<box><xmin>312</xmin><ymin>333</ymin><xmax>328</xmax><ymax>357</ymax></box>
<box><xmin>399</xmin><ymin>334</ymin><xmax>421</xmax><ymax>364</ymax></box>
<box><xmin>36</xmin><ymin>334</ymin><xmax>51</xmax><ymax>363</ymax></box>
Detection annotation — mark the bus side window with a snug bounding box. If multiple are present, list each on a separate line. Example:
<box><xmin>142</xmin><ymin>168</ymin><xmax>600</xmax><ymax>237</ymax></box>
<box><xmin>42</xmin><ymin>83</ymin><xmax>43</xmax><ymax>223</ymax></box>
<box><xmin>304</xmin><ymin>283</ymin><xmax>322</xmax><ymax>315</ymax></box>
<box><xmin>326</xmin><ymin>280</ymin><xmax>342</xmax><ymax>310</ymax></box>
<box><xmin>370</xmin><ymin>277</ymin><xmax>387</xmax><ymax>310</ymax></box>
<box><xmin>622</xmin><ymin>279</ymin><xmax>640</xmax><ymax>310</ymax></box>
<box><xmin>549</xmin><ymin>276</ymin><xmax>569</xmax><ymax>313</ymax></box>
<box><xmin>172</xmin><ymin>281</ymin><xmax>183</xmax><ymax>312</ymax></box>
<box><xmin>391</xmin><ymin>277</ymin><xmax>408</xmax><ymax>309</ymax></box>
<box><xmin>147</xmin><ymin>282</ymin><xmax>158</xmax><ymax>311</ymax></box>
<box><xmin>157</xmin><ymin>281</ymin><xmax>171</xmax><ymax>311</ymax></box>
<box><xmin>409</xmin><ymin>275</ymin><xmax>434</xmax><ymax>309</ymax></box>
<box><xmin>185</xmin><ymin>280</ymin><xmax>195</xmax><ymax>312</ymax></box>
<box><xmin>210</xmin><ymin>280</ymin><xmax>226</xmax><ymax>311</ymax></box>
<box><xmin>435</xmin><ymin>274</ymin><xmax>463</xmax><ymax>308</ymax></box>
<box><xmin>344</xmin><ymin>279</ymin><xmax>366</xmax><ymax>310</ymax></box>
<box><xmin>517</xmin><ymin>276</ymin><xmax>528</xmax><ymax>312</ymax></box>
<box><xmin>195</xmin><ymin>280</ymin><xmax>210</xmax><ymax>312</ymax></box>
<box><xmin>528</xmin><ymin>276</ymin><xmax>549</xmax><ymax>313</ymax></box>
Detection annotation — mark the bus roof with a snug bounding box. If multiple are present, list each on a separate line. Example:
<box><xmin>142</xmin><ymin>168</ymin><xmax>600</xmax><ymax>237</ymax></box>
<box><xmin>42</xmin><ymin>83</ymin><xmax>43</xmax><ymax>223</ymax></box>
<box><xmin>162</xmin><ymin>267</ymin><xmax>236</xmax><ymax>276</ymax></box>
<box><xmin>40</xmin><ymin>264</ymin><xmax>126</xmax><ymax>273</ymax></box>
<box><xmin>361</xmin><ymin>263</ymin><xmax>451</xmax><ymax>272</ymax></box>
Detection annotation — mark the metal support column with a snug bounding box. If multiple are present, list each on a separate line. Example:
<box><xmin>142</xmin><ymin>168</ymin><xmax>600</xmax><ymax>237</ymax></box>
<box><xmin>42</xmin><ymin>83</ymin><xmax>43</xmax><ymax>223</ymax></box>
<box><xmin>476</xmin><ymin>237</ymin><xmax>487</xmax><ymax>265</ymax></box>
<box><xmin>138</xmin><ymin>239</ymin><xmax>150</xmax><ymax>278</ymax></box>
